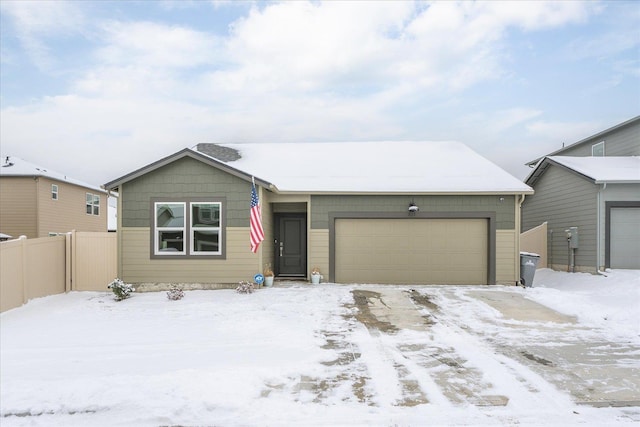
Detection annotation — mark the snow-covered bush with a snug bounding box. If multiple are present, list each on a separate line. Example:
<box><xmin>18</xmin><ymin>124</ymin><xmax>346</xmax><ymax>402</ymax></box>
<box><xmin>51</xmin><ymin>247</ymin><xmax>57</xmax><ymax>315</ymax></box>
<box><xmin>166</xmin><ymin>285</ymin><xmax>184</xmax><ymax>301</ymax></box>
<box><xmin>236</xmin><ymin>281</ymin><xmax>255</xmax><ymax>294</ymax></box>
<box><xmin>107</xmin><ymin>278</ymin><xmax>135</xmax><ymax>301</ymax></box>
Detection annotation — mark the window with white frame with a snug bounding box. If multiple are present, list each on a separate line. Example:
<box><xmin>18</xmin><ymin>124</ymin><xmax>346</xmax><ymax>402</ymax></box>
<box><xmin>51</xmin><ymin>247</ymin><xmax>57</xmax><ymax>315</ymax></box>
<box><xmin>153</xmin><ymin>199</ymin><xmax>224</xmax><ymax>258</ymax></box>
<box><xmin>52</xmin><ymin>184</ymin><xmax>58</xmax><ymax>200</ymax></box>
<box><xmin>592</xmin><ymin>141</ymin><xmax>605</xmax><ymax>156</ymax></box>
<box><xmin>86</xmin><ymin>193</ymin><xmax>100</xmax><ymax>215</ymax></box>
<box><xmin>191</xmin><ymin>203</ymin><xmax>221</xmax><ymax>255</ymax></box>
<box><xmin>155</xmin><ymin>202</ymin><xmax>186</xmax><ymax>254</ymax></box>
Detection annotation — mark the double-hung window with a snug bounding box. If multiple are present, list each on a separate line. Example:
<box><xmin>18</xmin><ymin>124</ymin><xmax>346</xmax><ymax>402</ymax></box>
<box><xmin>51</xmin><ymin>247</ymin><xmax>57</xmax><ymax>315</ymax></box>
<box><xmin>86</xmin><ymin>193</ymin><xmax>100</xmax><ymax>215</ymax></box>
<box><xmin>155</xmin><ymin>202</ymin><xmax>186</xmax><ymax>254</ymax></box>
<box><xmin>52</xmin><ymin>184</ymin><xmax>58</xmax><ymax>200</ymax></box>
<box><xmin>191</xmin><ymin>203</ymin><xmax>221</xmax><ymax>255</ymax></box>
<box><xmin>152</xmin><ymin>199</ymin><xmax>225</xmax><ymax>258</ymax></box>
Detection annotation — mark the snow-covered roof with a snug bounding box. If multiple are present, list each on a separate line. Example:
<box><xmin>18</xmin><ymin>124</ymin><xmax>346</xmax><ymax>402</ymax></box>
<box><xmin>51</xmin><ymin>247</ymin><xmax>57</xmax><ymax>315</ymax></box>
<box><xmin>0</xmin><ymin>155</ymin><xmax>106</xmax><ymax>193</ymax></box>
<box><xmin>527</xmin><ymin>156</ymin><xmax>640</xmax><ymax>185</ymax></box>
<box><xmin>196</xmin><ymin>141</ymin><xmax>532</xmax><ymax>194</ymax></box>
<box><xmin>525</xmin><ymin>115</ymin><xmax>640</xmax><ymax>166</ymax></box>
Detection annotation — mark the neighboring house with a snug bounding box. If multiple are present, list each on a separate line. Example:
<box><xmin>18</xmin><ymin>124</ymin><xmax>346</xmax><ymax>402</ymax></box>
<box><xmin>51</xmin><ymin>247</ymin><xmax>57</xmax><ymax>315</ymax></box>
<box><xmin>522</xmin><ymin>116</ymin><xmax>640</xmax><ymax>273</ymax></box>
<box><xmin>0</xmin><ymin>156</ymin><xmax>109</xmax><ymax>238</ymax></box>
<box><xmin>104</xmin><ymin>141</ymin><xmax>532</xmax><ymax>286</ymax></box>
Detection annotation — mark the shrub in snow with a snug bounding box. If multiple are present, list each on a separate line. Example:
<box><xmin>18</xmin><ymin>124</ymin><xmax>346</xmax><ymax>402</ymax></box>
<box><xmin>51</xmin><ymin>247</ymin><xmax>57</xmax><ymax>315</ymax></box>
<box><xmin>107</xmin><ymin>278</ymin><xmax>135</xmax><ymax>301</ymax></box>
<box><xmin>166</xmin><ymin>285</ymin><xmax>184</xmax><ymax>301</ymax></box>
<box><xmin>236</xmin><ymin>281</ymin><xmax>255</xmax><ymax>294</ymax></box>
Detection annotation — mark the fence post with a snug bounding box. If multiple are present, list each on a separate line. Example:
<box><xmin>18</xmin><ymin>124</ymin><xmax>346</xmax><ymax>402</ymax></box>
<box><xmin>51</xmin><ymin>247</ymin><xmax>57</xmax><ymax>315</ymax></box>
<box><xmin>70</xmin><ymin>230</ymin><xmax>76</xmax><ymax>291</ymax></box>
<box><xmin>19</xmin><ymin>235</ymin><xmax>27</xmax><ymax>305</ymax></box>
<box><xmin>65</xmin><ymin>232</ymin><xmax>72</xmax><ymax>292</ymax></box>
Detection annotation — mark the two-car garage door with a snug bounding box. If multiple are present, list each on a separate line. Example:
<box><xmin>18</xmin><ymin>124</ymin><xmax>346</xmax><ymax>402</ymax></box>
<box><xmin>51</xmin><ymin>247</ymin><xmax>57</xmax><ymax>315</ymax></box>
<box><xmin>335</xmin><ymin>218</ymin><xmax>489</xmax><ymax>285</ymax></box>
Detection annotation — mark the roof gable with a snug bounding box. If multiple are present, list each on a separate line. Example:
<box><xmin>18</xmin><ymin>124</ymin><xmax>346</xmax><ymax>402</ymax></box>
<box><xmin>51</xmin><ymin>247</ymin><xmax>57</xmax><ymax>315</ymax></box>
<box><xmin>526</xmin><ymin>115</ymin><xmax>640</xmax><ymax>166</ymax></box>
<box><xmin>0</xmin><ymin>155</ymin><xmax>106</xmax><ymax>193</ymax></box>
<box><xmin>104</xmin><ymin>148</ymin><xmax>271</xmax><ymax>190</ymax></box>
<box><xmin>525</xmin><ymin>156</ymin><xmax>640</xmax><ymax>186</ymax></box>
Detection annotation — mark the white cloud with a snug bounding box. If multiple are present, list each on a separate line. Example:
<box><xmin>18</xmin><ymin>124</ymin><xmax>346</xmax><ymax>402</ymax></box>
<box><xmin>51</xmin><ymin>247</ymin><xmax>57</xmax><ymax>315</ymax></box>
<box><xmin>0</xmin><ymin>0</ymin><xmax>86</xmax><ymax>70</ymax></box>
<box><xmin>96</xmin><ymin>21</ymin><xmax>222</xmax><ymax>69</ymax></box>
<box><xmin>0</xmin><ymin>0</ymin><xmax>617</xmax><ymax>186</ymax></box>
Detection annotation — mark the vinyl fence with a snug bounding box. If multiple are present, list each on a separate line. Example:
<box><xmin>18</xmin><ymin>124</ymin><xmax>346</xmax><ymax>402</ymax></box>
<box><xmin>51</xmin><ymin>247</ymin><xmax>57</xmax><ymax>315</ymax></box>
<box><xmin>0</xmin><ymin>231</ymin><xmax>117</xmax><ymax>312</ymax></box>
<box><xmin>520</xmin><ymin>222</ymin><xmax>548</xmax><ymax>269</ymax></box>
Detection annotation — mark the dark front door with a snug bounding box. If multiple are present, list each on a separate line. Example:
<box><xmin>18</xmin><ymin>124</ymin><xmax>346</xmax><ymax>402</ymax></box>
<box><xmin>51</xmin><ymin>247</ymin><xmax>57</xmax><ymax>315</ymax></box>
<box><xmin>275</xmin><ymin>214</ymin><xmax>306</xmax><ymax>276</ymax></box>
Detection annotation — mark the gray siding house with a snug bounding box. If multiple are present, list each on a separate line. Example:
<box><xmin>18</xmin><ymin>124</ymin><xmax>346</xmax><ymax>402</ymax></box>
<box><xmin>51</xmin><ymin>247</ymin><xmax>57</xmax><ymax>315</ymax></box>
<box><xmin>105</xmin><ymin>141</ymin><xmax>532</xmax><ymax>287</ymax></box>
<box><xmin>522</xmin><ymin>116</ymin><xmax>640</xmax><ymax>272</ymax></box>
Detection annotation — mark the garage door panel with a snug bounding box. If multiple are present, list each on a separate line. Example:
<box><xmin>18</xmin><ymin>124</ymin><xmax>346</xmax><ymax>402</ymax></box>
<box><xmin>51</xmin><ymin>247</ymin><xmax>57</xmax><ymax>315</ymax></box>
<box><xmin>335</xmin><ymin>218</ymin><xmax>488</xmax><ymax>285</ymax></box>
<box><xmin>610</xmin><ymin>208</ymin><xmax>640</xmax><ymax>269</ymax></box>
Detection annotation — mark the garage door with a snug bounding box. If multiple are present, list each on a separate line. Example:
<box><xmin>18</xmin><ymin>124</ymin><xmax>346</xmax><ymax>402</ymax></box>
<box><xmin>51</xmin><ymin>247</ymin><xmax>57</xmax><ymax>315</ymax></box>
<box><xmin>335</xmin><ymin>218</ymin><xmax>488</xmax><ymax>285</ymax></box>
<box><xmin>610</xmin><ymin>207</ymin><xmax>640</xmax><ymax>269</ymax></box>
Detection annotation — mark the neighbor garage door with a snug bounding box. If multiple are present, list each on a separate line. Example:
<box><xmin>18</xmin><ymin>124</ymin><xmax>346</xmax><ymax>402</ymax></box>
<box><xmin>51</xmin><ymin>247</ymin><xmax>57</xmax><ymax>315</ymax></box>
<box><xmin>610</xmin><ymin>207</ymin><xmax>640</xmax><ymax>269</ymax></box>
<box><xmin>335</xmin><ymin>218</ymin><xmax>488</xmax><ymax>285</ymax></box>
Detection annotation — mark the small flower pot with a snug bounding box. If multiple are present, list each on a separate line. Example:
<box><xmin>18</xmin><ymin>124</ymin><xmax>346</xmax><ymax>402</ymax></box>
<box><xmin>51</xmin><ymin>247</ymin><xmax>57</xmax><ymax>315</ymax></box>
<box><xmin>264</xmin><ymin>276</ymin><xmax>274</xmax><ymax>287</ymax></box>
<box><xmin>311</xmin><ymin>274</ymin><xmax>321</xmax><ymax>285</ymax></box>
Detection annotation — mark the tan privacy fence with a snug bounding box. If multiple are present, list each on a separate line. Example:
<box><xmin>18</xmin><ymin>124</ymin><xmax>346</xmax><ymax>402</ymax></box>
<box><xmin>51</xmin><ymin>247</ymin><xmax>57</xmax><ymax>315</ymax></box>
<box><xmin>520</xmin><ymin>222</ymin><xmax>548</xmax><ymax>269</ymax></box>
<box><xmin>0</xmin><ymin>231</ymin><xmax>117</xmax><ymax>312</ymax></box>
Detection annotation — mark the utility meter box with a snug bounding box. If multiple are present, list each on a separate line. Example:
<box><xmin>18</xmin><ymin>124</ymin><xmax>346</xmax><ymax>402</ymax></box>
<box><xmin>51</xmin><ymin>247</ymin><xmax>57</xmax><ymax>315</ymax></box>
<box><xmin>565</xmin><ymin>227</ymin><xmax>579</xmax><ymax>249</ymax></box>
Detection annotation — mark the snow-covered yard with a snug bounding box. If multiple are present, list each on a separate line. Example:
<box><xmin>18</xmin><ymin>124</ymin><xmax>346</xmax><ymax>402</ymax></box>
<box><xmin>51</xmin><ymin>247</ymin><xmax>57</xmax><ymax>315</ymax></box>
<box><xmin>1</xmin><ymin>269</ymin><xmax>639</xmax><ymax>426</ymax></box>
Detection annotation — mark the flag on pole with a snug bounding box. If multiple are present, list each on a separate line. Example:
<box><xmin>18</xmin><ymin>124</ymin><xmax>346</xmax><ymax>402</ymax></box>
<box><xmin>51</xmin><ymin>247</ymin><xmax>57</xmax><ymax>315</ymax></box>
<box><xmin>249</xmin><ymin>178</ymin><xmax>265</xmax><ymax>253</ymax></box>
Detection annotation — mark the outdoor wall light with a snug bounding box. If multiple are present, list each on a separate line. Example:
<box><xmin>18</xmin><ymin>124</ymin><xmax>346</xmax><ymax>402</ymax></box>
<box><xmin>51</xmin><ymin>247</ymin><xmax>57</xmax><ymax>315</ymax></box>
<box><xmin>408</xmin><ymin>202</ymin><xmax>419</xmax><ymax>213</ymax></box>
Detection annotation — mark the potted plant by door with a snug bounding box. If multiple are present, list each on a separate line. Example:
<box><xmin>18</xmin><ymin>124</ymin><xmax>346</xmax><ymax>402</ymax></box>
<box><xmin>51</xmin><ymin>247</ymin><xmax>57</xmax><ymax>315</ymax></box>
<box><xmin>311</xmin><ymin>267</ymin><xmax>322</xmax><ymax>285</ymax></box>
<box><xmin>264</xmin><ymin>264</ymin><xmax>274</xmax><ymax>287</ymax></box>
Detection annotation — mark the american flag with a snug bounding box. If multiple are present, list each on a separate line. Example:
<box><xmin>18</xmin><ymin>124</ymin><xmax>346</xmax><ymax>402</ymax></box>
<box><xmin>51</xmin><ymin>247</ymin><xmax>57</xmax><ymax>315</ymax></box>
<box><xmin>250</xmin><ymin>180</ymin><xmax>265</xmax><ymax>253</ymax></box>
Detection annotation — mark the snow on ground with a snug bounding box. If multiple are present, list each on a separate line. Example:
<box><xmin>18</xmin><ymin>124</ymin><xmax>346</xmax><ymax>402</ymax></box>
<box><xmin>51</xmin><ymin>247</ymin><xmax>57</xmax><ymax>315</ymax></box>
<box><xmin>1</xmin><ymin>269</ymin><xmax>639</xmax><ymax>426</ymax></box>
<box><xmin>527</xmin><ymin>269</ymin><xmax>640</xmax><ymax>341</ymax></box>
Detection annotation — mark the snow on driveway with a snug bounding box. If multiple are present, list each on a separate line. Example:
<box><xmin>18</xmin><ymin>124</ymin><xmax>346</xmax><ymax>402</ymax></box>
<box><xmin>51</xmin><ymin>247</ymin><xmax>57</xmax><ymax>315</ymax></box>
<box><xmin>1</xmin><ymin>270</ymin><xmax>639</xmax><ymax>426</ymax></box>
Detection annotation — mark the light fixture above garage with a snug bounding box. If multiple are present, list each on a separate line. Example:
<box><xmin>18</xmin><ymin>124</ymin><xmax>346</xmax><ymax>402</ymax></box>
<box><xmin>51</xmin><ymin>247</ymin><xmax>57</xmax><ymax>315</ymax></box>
<box><xmin>408</xmin><ymin>200</ymin><xmax>419</xmax><ymax>214</ymax></box>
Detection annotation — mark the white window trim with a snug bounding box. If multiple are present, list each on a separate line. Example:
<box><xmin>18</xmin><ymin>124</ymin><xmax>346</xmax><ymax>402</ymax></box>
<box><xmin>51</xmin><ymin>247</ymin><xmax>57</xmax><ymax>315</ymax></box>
<box><xmin>154</xmin><ymin>202</ymin><xmax>187</xmax><ymax>256</ymax></box>
<box><xmin>86</xmin><ymin>193</ymin><xmax>100</xmax><ymax>215</ymax></box>
<box><xmin>190</xmin><ymin>202</ymin><xmax>222</xmax><ymax>256</ymax></box>
<box><xmin>151</xmin><ymin>199</ymin><xmax>226</xmax><ymax>259</ymax></box>
<box><xmin>52</xmin><ymin>184</ymin><xmax>58</xmax><ymax>200</ymax></box>
<box><xmin>592</xmin><ymin>140</ymin><xmax>605</xmax><ymax>156</ymax></box>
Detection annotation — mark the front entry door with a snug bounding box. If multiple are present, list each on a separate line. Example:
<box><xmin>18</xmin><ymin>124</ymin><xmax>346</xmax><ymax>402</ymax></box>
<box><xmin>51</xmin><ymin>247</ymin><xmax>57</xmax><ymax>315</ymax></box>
<box><xmin>275</xmin><ymin>214</ymin><xmax>306</xmax><ymax>276</ymax></box>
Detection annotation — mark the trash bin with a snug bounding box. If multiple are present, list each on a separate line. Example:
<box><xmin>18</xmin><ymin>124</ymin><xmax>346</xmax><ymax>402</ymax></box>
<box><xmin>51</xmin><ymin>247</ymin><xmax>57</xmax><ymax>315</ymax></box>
<box><xmin>520</xmin><ymin>252</ymin><xmax>540</xmax><ymax>287</ymax></box>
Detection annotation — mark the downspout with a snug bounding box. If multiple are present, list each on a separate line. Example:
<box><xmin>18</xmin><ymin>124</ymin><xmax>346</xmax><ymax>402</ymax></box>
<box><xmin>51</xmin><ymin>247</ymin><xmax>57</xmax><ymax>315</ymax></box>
<box><xmin>596</xmin><ymin>183</ymin><xmax>607</xmax><ymax>275</ymax></box>
<box><xmin>517</xmin><ymin>194</ymin><xmax>526</xmax><ymax>284</ymax></box>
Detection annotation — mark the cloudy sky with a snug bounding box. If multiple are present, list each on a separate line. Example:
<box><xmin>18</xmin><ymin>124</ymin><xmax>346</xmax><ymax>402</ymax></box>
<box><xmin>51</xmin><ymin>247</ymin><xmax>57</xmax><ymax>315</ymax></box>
<box><xmin>1</xmin><ymin>0</ymin><xmax>638</xmax><ymax>186</ymax></box>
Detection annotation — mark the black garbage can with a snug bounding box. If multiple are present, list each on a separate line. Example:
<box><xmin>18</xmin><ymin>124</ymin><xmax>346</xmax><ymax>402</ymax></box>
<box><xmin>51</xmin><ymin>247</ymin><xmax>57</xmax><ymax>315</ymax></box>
<box><xmin>520</xmin><ymin>252</ymin><xmax>540</xmax><ymax>287</ymax></box>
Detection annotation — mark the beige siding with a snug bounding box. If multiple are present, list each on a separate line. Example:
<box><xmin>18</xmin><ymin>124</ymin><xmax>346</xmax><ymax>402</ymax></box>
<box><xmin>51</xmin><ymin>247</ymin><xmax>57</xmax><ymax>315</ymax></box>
<box><xmin>309</xmin><ymin>229</ymin><xmax>329</xmax><ymax>279</ymax></box>
<box><xmin>0</xmin><ymin>177</ymin><xmax>37</xmax><ymax>238</ymax></box>
<box><xmin>261</xmin><ymin>188</ymin><xmax>274</xmax><ymax>273</ymax></box>
<box><xmin>72</xmin><ymin>232</ymin><xmax>118</xmax><ymax>291</ymax></box>
<box><xmin>121</xmin><ymin>227</ymin><xmax>259</xmax><ymax>283</ymax></box>
<box><xmin>37</xmin><ymin>177</ymin><xmax>107</xmax><ymax>236</ymax></box>
<box><xmin>496</xmin><ymin>230</ymin><xmax>518</xmax><ymax>284</ymax></box>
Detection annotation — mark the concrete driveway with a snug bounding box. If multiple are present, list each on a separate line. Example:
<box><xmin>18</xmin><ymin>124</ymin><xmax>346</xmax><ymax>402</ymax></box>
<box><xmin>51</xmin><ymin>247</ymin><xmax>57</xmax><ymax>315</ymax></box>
<box><xmin>306</xmin><ymin>285</ymin><xmax>640</xmax><ymax>410</ymax></box>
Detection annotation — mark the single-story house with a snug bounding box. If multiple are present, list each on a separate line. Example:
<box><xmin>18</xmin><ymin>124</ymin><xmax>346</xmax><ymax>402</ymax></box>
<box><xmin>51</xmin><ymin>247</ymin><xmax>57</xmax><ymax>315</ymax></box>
<box><xmin>522</xmin><ymin>116</ymin><xmax>640</xmax><ymax>272</ymax></box>
<box><xmin>104</xmin><ymin>141</ymin><xmax>533</xmax><ymax>286</ymax></box>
